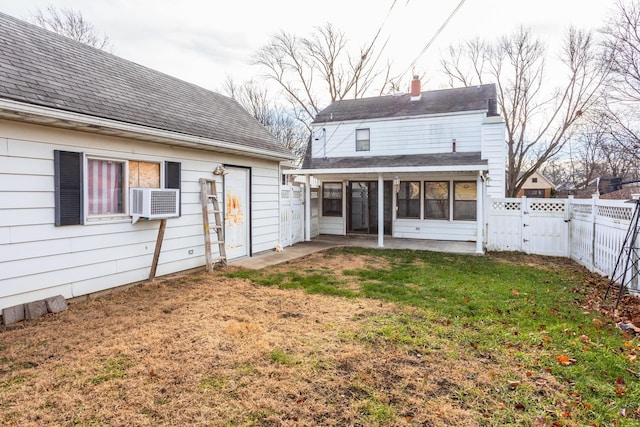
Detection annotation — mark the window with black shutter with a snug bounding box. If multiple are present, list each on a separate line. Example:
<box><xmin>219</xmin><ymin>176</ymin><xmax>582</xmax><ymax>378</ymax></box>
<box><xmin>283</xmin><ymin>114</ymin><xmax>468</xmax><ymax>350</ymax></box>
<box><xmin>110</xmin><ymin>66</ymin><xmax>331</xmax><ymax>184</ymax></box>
<box><xmin>164</xmin><ymin>161</ymin><xmax>181</xmax><ymax>216</ymax></box>
<box><xmin>54</xmin><ymin>150</ymin><xmax>83</xmax><ymax>226</ymax></box>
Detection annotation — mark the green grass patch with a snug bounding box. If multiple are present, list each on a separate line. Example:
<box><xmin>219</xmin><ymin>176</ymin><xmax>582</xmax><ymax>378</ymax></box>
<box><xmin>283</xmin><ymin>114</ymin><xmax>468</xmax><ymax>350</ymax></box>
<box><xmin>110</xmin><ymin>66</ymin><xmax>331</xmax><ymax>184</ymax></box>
<box><xmin>229</xmin><ymin>247</ymin><xmax>640</xmax><ymax>425</ymax></box>
<box><xmin>88</xmin><ymin>356</ymin><xmax>134</xmax><ymax>385</ymax></box>
<box><xmin>269</xmin><ymin>348</ymin><xmax>297</xmax><ymax>365</ymax></box>
<box><xmin>199</xmin><ymin>373</ymin><xmax>228</xmax><ymax>391</ymax></box>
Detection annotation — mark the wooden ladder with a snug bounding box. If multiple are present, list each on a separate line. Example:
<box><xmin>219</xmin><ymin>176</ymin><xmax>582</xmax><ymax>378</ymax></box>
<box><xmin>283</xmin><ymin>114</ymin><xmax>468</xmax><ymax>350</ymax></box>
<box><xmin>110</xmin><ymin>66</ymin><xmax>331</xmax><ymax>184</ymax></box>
<box><xmin>200</xmin><ymin>178</ymin><xmax>227</xmax><ymax>271</ymax></box>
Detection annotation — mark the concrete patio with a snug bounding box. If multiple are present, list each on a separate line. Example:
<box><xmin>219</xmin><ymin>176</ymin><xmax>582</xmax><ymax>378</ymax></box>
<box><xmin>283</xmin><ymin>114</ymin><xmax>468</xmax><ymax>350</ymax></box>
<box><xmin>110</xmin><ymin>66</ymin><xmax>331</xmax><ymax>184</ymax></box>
<box><xmin>230</xmin><ymin>235</ymin><xmax>478</xmax><ymax>269</ymax></box>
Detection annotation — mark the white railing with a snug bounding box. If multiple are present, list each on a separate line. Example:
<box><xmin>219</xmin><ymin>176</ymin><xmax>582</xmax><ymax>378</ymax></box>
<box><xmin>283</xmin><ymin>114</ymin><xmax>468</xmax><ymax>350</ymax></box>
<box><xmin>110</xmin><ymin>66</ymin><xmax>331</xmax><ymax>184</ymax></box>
<box><xmin>487</xmin><ymin>196</ymin><xmax>639</xmax><ymax>294</ymax></box>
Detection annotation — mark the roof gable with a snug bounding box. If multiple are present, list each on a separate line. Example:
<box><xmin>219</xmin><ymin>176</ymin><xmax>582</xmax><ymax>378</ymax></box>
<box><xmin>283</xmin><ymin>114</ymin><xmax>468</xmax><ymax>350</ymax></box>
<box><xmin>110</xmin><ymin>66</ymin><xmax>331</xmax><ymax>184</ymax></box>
<box><xmin>0</xmin><ymin>12</ymin><xmax>293</xmax><ymax>159</ymax></box>
<box><xmin>313</xmin><ymin>84</ymin><xmax>497</xmax><ymax>124</ymax></box>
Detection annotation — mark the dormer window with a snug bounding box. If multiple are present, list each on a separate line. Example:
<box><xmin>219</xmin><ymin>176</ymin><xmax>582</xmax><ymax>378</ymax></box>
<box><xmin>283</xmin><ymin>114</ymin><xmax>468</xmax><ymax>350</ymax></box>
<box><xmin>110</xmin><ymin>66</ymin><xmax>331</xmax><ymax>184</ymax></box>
<box><xmin>355</xmin><ymin>128</ymin><xmax>370</xmax><ymax>151</ymax></box>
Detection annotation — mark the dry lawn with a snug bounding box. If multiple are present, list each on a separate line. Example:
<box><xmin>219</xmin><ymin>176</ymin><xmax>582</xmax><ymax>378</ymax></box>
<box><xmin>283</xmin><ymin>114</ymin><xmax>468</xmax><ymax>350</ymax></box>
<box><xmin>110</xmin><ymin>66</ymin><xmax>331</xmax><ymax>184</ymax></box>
<box><xmin>0</xmin><ymin>251</ymin><xmax>599</xmax><ymax>426</ymax></box>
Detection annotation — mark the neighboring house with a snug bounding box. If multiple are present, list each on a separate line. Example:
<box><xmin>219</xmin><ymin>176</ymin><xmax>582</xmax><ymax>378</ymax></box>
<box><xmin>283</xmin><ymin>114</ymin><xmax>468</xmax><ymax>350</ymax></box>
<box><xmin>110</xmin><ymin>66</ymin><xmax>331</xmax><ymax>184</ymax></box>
<box><xmin>0</xmin><ymin>13</ymin><xmax>295</xmax><ymax>311</ymax></box>
<box><xmin>600</xmin><ymin>182</ymin><xmax>640</xmax><ymax>200</ymax></box>
<box><xmin>517</xmin><ymin>171</ymin><xmax>556</xmax><ymax>198</ymax></box>
<box><xmin>290</xmin><ymin>77</ymin><xmax>506</xmax><ymax>254</ymax></box>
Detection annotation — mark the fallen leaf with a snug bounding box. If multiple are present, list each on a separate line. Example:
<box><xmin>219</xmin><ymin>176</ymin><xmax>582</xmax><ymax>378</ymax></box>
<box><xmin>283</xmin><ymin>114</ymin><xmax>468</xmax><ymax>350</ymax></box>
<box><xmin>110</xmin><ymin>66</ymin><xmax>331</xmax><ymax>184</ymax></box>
<box><xmin>511</xmin><ymin>289</ymin><xmax>520</xmax><ymax>296</ymax></box>
<box><xmin>556</xmin><ymin>354</ymin><xmax>576</xmax><ymax>365</ymax></box>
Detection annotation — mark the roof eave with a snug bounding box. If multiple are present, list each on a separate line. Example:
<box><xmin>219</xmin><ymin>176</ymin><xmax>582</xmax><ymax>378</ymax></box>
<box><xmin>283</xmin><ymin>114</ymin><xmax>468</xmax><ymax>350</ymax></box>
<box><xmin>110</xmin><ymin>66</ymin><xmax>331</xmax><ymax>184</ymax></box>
<box><xmin>284</xmin><ymin>164</ymin><xmax>489</xmax><ymax>175</ymax></box>
<box><xmin>0</xmin><ymin>98</ymin><xmax>297</xmax><ymax>161</ymax></box>
<box><xmin>312</xmin><ymin>109</ymin><xmax>489</xmax><ymax>125</ymax></box>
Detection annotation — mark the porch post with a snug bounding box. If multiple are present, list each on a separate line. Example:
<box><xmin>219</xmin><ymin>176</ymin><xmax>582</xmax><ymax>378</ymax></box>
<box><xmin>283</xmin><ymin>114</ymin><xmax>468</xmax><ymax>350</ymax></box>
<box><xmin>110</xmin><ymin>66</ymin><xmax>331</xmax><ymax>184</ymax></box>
<box><xmin>305</xmin><ymin>175</ymin><xmax>311</xmax><ymax>241</ymax></box>
<box><xmin>377</xmin><ymin>174</ymin><xmax>384</xmax><ymax>248</ymax></box>
<box><xmin>475</xmin><ymin>172</ymin><xmax>484</xmax><ymax>254</ymax></box>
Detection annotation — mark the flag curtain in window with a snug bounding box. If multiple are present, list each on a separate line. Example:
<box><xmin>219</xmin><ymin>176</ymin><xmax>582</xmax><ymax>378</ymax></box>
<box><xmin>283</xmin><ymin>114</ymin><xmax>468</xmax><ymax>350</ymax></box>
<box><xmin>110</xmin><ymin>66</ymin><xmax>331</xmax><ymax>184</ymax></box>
<box><xmin>88</xmin><ymin>159</ymin><xmax>123</xmax><ymax>215</ymax></box>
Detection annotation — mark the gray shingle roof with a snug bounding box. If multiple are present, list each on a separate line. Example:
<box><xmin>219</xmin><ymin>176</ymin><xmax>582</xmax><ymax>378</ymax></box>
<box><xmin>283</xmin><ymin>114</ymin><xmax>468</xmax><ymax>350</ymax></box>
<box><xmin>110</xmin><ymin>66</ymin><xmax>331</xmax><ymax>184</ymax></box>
<box><xmin>0</xmin><ymin>12</ymin><xmax>293</xmax><ymax>159</ymax></box>
<box><xmin>313</xmin><ymin>84</ymin><xmax>497</xmax><ymax>123</ymax></box>
<box><xmin>303</xmin><ymin>152</ymin><xmax>487</xmax><ymax>170</ymax></box>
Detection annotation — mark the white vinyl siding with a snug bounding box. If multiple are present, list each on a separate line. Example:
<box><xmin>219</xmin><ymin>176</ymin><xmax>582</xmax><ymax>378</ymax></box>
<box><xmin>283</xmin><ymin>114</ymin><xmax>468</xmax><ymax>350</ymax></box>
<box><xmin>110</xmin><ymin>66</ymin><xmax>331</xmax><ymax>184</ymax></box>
<box><xmin>312</xmin><ymin>112</ymin><xmax>486</xmax><ymax>159</ymax></box>
<box><xmin>0</xmin><ymin>119</ymin><xmax>283</xmax><ymax>310</ymax></box>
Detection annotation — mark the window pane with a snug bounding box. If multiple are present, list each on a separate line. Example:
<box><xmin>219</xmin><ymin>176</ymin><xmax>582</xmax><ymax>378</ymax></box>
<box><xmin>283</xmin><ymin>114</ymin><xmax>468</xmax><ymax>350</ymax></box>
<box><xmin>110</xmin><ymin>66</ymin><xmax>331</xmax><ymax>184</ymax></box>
<box><xmin>424</xmin><ymin>181</ymin><xmax>449</xmax><ymax>219</ymax></box>
<box><xmin>322</xmin><ymin>182</ymin><xmax>342</xmax><ymax>216</ymax></box>
<box><xmin>453</xmin><ymin>181</ymin><xmax>476</xmax><ymax>220</ymax></box>
<box><xmin>88</xmin><ymin>159</ymin><xmax>124</xmax><ymax>215</ymax></box>
<box><xmin>355</xmin><ymin>128</ymin><xmax>370</xmax><ymax>151</ymax></box>
<box><xmin>397</xmin><ymin>181</ymin><xmax>420</xmax><ymax>218</ymax></box>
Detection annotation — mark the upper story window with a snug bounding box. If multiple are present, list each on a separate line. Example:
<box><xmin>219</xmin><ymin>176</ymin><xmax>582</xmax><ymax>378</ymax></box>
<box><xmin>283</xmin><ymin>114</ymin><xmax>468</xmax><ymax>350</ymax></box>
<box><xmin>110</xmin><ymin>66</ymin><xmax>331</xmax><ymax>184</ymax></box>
<box><xmin>532</xmin><ymin>177</ymin><xmax>538</xmax><ymax>183</ymax></box>
<box><xmin>355</xmin><ymin>128</ymin><xmax>370</xmax><ymax>151</ymax></box>
<box><xmin>397</xmin><ymin>181</ymin><xmax>420</xmax><ymax>218</ymax></box>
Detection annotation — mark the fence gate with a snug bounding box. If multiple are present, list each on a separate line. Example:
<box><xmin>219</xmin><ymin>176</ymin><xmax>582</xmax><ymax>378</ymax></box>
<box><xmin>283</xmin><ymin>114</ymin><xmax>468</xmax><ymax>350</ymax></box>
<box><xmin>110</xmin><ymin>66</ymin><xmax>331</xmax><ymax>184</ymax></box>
<box><xmin>280</xmin><ymin>185</ymin><xmax>305</xmax><ymax>247</ymax></box>
<box><xmin>487</xmin><ymin>197</ymin><xmax>569</xmax><ymax>256</ymax></box>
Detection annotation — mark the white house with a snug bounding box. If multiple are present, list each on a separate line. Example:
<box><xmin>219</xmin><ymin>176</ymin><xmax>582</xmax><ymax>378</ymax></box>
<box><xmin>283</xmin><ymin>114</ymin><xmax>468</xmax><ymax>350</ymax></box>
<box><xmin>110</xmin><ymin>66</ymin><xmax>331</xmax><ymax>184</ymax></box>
<box><xmin>0</xmin><ymin>13</ymin><xmax>295</xmax><ymax>312</ymax></box>
<box><xmin>290</xmin><ymin>77</ymin><xmax>506</xmax><ymax>253</ymax></box>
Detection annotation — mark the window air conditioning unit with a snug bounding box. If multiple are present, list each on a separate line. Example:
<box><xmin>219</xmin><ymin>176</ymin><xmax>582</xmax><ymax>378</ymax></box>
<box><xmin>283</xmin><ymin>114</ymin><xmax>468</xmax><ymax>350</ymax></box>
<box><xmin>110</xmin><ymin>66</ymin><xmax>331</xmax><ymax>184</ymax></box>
<box><xmin>130</xmin><ymin>188</ymin><xmax>179</xmax><ymax>224</ymax></box>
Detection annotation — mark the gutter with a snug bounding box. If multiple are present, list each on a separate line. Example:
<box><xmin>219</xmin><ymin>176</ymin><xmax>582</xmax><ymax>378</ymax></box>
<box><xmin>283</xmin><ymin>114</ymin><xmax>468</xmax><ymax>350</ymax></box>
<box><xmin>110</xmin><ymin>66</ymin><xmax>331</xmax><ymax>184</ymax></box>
<box><xmin>0</xmin><ymin>98</ymin><xmax>297</xmax><ymax>161</ymax></box>
<box><xmin>283</xmin><ymin>164</ymin><xmax>489</xmax><ymax>175</ymax></box>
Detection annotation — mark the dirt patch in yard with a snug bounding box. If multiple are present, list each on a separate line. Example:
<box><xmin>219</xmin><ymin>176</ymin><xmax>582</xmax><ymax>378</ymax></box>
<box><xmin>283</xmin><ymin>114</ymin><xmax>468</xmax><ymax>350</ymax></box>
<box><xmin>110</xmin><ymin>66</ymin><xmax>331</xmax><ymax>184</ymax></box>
<box><xmin>1</xmin><ymin>269</ymin><xmax>486</xmax><ymax>426</ymax></box>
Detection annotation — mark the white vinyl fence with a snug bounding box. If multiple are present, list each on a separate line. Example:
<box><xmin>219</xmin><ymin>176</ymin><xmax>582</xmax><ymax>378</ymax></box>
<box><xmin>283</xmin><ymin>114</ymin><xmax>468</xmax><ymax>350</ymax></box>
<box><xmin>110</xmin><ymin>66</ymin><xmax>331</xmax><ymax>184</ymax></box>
<box><xmin>487</xmin><ymin>196</ymin><xmax>639</xmax><ymax>293</ymax></box>
<box><xmin>280</xmin><ymin>185</ymin><xmax>304</xmax><ymax>247</ymax></box>
<box><xmin>279</xmin><ymin>185</ymin><xmax>319</xmax><ymax>248</ymax></box>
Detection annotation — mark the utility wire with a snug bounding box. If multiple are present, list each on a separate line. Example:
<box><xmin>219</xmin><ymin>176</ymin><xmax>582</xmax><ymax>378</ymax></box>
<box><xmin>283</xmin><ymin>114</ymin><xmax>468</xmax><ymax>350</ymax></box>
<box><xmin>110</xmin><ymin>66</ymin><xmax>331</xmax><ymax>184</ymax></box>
<box><xmin>397</xmin><ymin>0</ymin><xmax>467</xmax><ymax>83</ymax></box>
<box><xmin>317</xmin><ymin>0</ymin><xmax>402</xmax><ymax>157</ymax></box>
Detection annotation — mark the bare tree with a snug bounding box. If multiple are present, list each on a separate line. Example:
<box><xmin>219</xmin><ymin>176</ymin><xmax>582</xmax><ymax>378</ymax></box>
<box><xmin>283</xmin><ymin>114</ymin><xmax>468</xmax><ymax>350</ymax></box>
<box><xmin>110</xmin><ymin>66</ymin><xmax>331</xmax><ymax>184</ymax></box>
<box><xmin>442</xmin><ymin>27</ymin><xmax>607</xmax><ymax>197</ymax></box>
<box><xmin>223</xmin><ymin>78</ymin><xmax>308</xmax><ymax>160</ymax></box>
<box><xmin>252</xmin><ymin>22</ymin><xmax>393</xmax><ymax>130</ymax></box>
<box><xmin>601</xmin><ymin>0</ymin><xmax>640</xmax><ymax>163</ymax></box>
<box><xmin>30</xmin><ymin>5</ymin><xmax>111</xmax><ymax>51</ymax></box>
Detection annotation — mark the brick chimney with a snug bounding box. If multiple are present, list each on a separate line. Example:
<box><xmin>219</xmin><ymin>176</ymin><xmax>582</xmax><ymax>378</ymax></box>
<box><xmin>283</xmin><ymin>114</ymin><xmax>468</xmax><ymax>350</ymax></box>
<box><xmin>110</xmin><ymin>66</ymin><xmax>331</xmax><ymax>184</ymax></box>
<box><xmin>410</xmin><ymin>75</ymin><xmax>421</xmax><ymax>101</ymax></box>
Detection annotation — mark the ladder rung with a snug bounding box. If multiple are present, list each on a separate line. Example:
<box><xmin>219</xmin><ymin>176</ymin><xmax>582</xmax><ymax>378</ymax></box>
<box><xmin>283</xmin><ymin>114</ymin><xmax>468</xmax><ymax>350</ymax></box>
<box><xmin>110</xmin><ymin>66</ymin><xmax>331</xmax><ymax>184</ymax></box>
<box><xmin>211</xmin><ymin>240</ymin><xmax>224</xmax><ymax>244</ymax></box>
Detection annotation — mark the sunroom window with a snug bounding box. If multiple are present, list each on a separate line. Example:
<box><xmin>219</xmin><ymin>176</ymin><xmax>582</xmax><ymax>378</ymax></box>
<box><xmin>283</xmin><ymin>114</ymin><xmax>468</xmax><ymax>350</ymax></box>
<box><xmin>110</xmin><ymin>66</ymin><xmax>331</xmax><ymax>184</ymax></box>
<box><xmin>397</xmin><ymin>181</ymin><xmax>420</xmax><ymax>218</ymax></box>
<box><xmin>453</xmin><ymin>181</ymin><xmax>477</xmax><ymax>221</ymax></box>
<box><xmin>424</xmin><ymin>181</ymin><xmax>449</xmax><ymax>220</ymax></box>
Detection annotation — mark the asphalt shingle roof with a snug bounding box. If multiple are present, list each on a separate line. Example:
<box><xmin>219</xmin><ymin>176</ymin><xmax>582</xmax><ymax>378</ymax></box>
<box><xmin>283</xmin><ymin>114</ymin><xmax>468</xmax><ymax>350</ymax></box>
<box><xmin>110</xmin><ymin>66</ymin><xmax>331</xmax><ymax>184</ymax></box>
<box><xmin>313</xmin><ymin>84</ymin><xmax>497</xmax><ymax>123</ymax></box>
<box><xmin>0</xmin><ymin>12</ymin><xmax>293</xmax><ymax>158</ymax></box>
<box><xmin>303</xmin><ymin>152</ymin><xmax>487</xmax><ymax>170</ymax></box>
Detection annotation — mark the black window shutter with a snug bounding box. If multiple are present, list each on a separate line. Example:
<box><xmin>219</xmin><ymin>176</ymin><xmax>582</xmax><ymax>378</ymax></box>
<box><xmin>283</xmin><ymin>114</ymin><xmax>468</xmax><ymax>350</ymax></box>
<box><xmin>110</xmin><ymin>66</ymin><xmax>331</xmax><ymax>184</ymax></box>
<box><xmin>165</xmin><ymin>161</ymin><xmax>181</xmax><ymax>216</ymax></box>
<box><xmin>54</xmin><ymin>150</ymin><xmax>83</xmax><ymax>226</ymax></box>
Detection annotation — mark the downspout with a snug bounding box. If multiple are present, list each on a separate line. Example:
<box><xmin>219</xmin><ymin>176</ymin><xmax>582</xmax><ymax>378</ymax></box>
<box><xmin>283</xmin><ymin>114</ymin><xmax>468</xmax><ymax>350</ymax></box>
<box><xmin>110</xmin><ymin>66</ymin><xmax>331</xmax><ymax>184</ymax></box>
<box><xmin>378</xmin><ymin>174</ymin><xmax>384</xmax><ymax>248</ymax></box>
<box><xmin>305</xmin><ymin>175</ymin><xmax>311</xmax><ymax>241</ymax></box>
<box><xmin>476</xmin><ymin>171</ymin><xmax>484</xmax><ymax>254</ymax></box>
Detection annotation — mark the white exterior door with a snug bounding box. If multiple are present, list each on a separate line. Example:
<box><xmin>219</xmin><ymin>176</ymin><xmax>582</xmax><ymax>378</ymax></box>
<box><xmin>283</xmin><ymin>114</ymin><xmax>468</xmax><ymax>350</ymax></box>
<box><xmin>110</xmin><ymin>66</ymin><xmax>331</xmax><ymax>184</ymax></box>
<box><xmin>224</xmin><ymin>167</ymin><xmax>250</xmax><ymax>259</ymax></box>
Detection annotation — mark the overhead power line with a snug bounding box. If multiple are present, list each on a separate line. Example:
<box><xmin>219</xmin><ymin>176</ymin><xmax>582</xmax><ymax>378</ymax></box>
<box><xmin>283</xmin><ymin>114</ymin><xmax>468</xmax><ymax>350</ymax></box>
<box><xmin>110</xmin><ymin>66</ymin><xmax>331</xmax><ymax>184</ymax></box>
<box><xmin>398</xmin><ymin>0</ymin><xmax>467</xmax><ymax>83</ymax></box>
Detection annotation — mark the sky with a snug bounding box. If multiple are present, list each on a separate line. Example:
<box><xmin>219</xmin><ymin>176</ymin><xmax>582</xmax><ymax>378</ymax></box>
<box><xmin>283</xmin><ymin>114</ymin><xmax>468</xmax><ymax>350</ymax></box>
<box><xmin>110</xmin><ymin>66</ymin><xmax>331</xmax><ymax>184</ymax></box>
<box><xmin>0</xmin><ymin>0</ymin><xmax>617</xmax><ymax>98</ymax></box>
